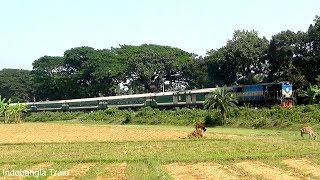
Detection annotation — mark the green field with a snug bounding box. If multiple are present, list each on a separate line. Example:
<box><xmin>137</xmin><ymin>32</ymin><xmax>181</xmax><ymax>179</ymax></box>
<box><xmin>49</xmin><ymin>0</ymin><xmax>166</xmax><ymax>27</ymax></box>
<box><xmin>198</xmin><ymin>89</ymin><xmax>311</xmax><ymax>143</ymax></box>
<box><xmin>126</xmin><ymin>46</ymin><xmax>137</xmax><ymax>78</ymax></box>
<box><xmin>0</xmin><ymin>122</ymin><xmax>319</xmax><ymax>179</ymax></box>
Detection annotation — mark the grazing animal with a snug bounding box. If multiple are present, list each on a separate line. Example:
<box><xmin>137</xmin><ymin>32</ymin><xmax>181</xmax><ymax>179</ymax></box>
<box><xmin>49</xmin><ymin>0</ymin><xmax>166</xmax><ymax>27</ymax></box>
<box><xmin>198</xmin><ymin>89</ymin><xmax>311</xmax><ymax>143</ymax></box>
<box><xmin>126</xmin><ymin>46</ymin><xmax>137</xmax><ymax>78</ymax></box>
<box><xmin>195</xmin><ymin>122</ymin><xmax>206</xmax><ymax>132</ymax></box>
<box><xmin>300</xmin><ymin>127</ymin><xmax>317</xmax><ymax>140</ymax></box>
<box><xmin>187</xmin><ymin>129</ymin><xmax>203</xmax><ymax>138</ymax></box>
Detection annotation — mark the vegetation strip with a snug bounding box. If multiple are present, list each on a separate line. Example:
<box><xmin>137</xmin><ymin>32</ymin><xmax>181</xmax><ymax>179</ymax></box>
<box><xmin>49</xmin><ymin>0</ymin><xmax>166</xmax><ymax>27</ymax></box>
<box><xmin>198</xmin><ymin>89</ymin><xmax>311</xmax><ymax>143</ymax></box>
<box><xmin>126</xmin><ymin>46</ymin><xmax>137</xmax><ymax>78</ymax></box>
<box><xmin>30</xmin><ymin>162</ymin><xmax>54</xmax><ymax>170</ymax></box>
<box><xmin>234</xmin><ymin>161</ymin><xmax>305</xmax><ymax>180</ymax></box>
<box><xmin>94</xmin><ymin>163</ymin><xmax>127</xmax><ymax>180</ymax></box>
<box><xmin>164</xmin><ymin>162</ymin><xmax>243</xmax><ymax>180</ymax></box>
<box><xmin>282</xmin><ymin>159</ymin><xmax>320</xmax><ymax>178</ymax></box>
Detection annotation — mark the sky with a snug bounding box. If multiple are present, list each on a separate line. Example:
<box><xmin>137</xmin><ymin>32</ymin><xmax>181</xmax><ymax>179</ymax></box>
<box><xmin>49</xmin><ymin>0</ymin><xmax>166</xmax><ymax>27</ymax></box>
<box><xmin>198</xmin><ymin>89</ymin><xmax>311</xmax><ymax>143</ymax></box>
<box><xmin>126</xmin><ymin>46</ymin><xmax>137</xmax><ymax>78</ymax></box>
<box><xmin>0</xmin><ymin>0</ymin><xmax>319</xmax><ymax>70</ymax></box>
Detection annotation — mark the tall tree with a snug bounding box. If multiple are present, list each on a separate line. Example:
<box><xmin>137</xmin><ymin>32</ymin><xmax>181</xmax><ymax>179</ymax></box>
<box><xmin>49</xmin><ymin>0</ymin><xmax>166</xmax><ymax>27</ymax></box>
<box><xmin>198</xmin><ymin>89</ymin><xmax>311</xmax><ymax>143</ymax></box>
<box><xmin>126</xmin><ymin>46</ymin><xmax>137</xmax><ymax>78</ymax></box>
<box><xmin>206</xmin><ymin>47</ymin><xmax>237</xmax><ymax>86</ymax></box>
<box><xmin>0</xmin><ymin>69</ymin><xmax>32</xmax><ymax>102</ymax></box>
<box><xmin>63</xmin><ymin>46</ymin><xmax>96</xmax><ymax>98</ymax></box>
<box><xmin>81</xmin><ymin>49</ymin><xmax>127</xmax><ymax>96</ymax></box>
<box><xmin>206</xmin><ymin>30</ymin><xmax>269</xmax><ymax>86</ymax></box>
<box><xmin>267</xmin><ymin>30</ymin><xmax>308</xmax><ymax>89</ymax></box>
<box><xmin>32</xmin><ymin>56</ymin><xmax>65</xmax><ymax>100</ymax></box>
<box><xmin>63</xmin><ymin>47</ymin><xmax>127</xmax><ymax>98</ymax></box>
<box><xmin>226</xmin><ymin>30</ymin><xmax>269</xmax><ymax>84</ymax></box>
<box><xmin>115</xmin><ymin>44</ymin><xmax>193</xmax><ymax>92</ymax></box>
<box><xmin>304</xmin><ymin>15</ymin><xmax>320</xmax><ymax>84</ymax></box>
<box><xmin>181</xmin><ymin>56</ymin><xmax>208</xmax><ymax>89</ymax></box>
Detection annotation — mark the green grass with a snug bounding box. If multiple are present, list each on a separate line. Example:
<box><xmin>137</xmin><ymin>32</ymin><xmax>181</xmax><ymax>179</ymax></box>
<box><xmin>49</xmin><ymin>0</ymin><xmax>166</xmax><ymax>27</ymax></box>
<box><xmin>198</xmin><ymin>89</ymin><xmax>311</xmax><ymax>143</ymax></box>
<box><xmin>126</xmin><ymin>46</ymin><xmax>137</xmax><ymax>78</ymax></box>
<box><xmin>0</xmin><ymin>123</ymin><xmax>320</xmax><ymax>179</ymax></box>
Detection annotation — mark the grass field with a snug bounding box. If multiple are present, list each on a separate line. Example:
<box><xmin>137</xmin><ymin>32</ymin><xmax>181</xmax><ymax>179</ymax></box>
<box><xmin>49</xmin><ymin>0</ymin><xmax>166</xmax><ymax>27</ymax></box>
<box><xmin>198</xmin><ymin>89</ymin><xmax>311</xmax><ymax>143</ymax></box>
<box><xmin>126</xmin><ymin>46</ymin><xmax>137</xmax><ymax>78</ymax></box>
<box><xmin>0</xmin><ymin>122</ymin><xmax>319</xmax><ymax>179</ymax></box>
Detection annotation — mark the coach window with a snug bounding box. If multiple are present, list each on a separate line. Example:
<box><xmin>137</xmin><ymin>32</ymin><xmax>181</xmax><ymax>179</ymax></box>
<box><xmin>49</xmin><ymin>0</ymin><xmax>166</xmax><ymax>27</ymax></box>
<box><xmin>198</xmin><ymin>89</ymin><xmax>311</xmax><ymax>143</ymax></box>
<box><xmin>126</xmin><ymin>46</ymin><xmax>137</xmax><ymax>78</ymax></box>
<box><xmin>236</xmin><ymin>87</ymin><xmax>243</xmax><ymax>92</ymax></box>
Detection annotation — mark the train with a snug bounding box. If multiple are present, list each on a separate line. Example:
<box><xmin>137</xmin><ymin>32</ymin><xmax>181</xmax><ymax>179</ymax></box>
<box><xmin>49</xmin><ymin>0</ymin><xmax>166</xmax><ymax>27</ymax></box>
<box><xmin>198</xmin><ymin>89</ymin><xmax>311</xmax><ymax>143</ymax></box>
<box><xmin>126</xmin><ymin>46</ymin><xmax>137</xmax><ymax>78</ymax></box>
<box><xmin>21</xmin><ymin>82</ymin><xmax>295</xmax><ymax>112</ymax></box>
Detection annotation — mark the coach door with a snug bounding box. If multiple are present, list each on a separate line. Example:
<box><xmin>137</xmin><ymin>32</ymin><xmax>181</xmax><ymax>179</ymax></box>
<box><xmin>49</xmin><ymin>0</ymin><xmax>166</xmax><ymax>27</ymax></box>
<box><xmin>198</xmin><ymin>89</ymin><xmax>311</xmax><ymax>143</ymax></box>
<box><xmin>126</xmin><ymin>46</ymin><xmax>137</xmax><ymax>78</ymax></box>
<box><xmin>192</xmin><ymin>94</ymin><xmax>196</xmax><ymax>104</ymax></box>
<box><xmin>186</xmin><ymin>93</ymin><xmax>191</xmax><ymax>104</ymax></box>
<box><xmin>173</xmin><ymin>94</ymin><xmax>178</xmax><ymax>105</ymax></box>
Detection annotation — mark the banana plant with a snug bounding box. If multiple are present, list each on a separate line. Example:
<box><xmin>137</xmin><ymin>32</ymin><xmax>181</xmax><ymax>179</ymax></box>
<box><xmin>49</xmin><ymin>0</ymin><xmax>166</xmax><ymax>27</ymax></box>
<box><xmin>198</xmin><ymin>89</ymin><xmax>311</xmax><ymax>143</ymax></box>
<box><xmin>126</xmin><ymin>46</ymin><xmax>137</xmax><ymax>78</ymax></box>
<box><xmin>307</xmin><ymin>84</ymin><xmax>320</xmax><ymax>104</ymax></box>
<box><xmin>0</xmin><ymin>96</ymin><xmax>11</xmax><ymax>123</ymax></box>
<box><xmin>5</xmin><ymin>102</ymin><xmax>26</xmax><ymax>123</ymax></box>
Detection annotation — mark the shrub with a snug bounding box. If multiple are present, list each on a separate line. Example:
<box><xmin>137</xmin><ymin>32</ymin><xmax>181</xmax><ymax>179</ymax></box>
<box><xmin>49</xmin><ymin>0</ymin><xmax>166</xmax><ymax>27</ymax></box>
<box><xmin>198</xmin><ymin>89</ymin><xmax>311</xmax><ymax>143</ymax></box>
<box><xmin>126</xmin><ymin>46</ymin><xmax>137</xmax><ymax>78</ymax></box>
<box><xmin>23</xmin><ymin>104</ymin><xmax>320</xmax><ymax>129</ymax></box>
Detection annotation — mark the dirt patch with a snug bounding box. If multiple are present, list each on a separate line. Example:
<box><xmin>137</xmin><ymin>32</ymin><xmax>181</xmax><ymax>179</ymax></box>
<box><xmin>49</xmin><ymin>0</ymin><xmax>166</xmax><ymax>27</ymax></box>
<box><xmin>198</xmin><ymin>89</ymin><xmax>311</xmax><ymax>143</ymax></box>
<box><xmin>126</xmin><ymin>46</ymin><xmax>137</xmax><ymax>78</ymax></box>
<box><xmin>164</xmin><ymin>162</ymin><xmax>244</xmax><ymax>180</ymax></box>
<box><xmin>0</xmin><ymin>123</ymin><xmax>238</xmax><ymax>143</ymax></box>
<box><xmin>95</xmin><ymin>163</ymin><xmax>127</xmax><ymax>180</ymax></box>
<box><xmin>234</xmin><ymin>161</ymin><xmax>305</xmax><ymax>180</ymax></box>
<box><xmin>283</xmin><ymin>158</ymin><xmax>320</xmax><ymax>178</ymax></box>
<box><xmin>47</xmin><ymin>163</ymin><xmax>95</xmax><ymax>180</ymax></box>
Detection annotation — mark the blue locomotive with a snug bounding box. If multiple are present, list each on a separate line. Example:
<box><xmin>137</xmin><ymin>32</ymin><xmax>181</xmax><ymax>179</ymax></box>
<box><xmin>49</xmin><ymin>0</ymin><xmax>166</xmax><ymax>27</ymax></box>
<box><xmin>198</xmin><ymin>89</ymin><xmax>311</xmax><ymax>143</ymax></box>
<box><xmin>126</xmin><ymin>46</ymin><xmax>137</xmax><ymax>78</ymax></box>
<box><xmin>232</xmin><ymin>82</ymin><xmax>294</xmax><ymax>107</ymax></box>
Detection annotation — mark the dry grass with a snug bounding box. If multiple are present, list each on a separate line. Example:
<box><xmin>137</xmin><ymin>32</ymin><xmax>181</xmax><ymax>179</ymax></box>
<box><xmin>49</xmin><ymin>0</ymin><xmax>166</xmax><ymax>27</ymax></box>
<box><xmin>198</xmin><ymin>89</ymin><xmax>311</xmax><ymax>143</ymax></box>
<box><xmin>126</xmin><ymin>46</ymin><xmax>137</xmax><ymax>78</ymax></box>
<box><xmin>164</xmin><ymin>162</ymin><xmax>245</xmax><ymax>180</ymax></box>
<box><xmin>94</xmin><ymin>163</ymin><xmax>127</xmax><ymax>180</ymax></box>
<box><xmin>0</xmin><ymin>123</ymin><xmax>238</xmax><ymax>143</ymax></box>
<box><xmin>234</xmin><ymin>161</ymin><xmax>306</xmax><ymax>180</ymax></box>
<box><xmin>283</xmin><ymin>159</ymin><xmax>320</xmax><ymax>178</ymax></box>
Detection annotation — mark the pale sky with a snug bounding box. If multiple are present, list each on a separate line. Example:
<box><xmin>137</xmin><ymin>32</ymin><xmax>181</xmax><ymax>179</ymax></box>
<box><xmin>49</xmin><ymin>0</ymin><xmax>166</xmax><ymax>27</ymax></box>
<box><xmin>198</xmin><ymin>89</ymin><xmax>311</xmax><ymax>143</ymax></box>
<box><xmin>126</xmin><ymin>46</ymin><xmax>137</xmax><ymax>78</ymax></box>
<box><xmin>0</xmin><ymin>0</ymin><xmax>318</xmax><ymax>70</ymax></box>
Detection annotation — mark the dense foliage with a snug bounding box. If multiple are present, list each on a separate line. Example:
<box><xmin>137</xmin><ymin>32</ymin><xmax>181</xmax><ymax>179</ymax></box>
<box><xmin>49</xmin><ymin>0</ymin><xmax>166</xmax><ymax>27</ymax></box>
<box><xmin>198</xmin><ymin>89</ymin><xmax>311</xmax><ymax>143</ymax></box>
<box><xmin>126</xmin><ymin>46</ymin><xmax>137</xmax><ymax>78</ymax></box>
<box><xmin>1</xmin><ymin>16</ymin><xmax>320</xmax><ymax>102</ymax></box>
<box><xmin>24</xmin><ymin>105</ymin><xmax>320</xmax><ymax>129</ymax></box>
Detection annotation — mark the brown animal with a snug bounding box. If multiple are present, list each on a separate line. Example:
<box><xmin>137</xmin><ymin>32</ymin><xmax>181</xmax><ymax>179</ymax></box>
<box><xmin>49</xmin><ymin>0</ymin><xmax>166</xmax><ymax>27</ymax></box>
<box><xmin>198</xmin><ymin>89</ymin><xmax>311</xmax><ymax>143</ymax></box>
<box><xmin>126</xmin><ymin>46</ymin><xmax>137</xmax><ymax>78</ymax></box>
<box><xmin>187</xmin><ymin>129</ymin><xmax>203</xmax><ymax>138</ymax></box>
<box><xmin>195</xmin><ymin>122</ymin><xmax>206</xmax><ymax>132</ymax></box>
<box><xmin>300</xmin><ymin>127</ymin><xmax>317</xmax><ymax>140</ymax></box>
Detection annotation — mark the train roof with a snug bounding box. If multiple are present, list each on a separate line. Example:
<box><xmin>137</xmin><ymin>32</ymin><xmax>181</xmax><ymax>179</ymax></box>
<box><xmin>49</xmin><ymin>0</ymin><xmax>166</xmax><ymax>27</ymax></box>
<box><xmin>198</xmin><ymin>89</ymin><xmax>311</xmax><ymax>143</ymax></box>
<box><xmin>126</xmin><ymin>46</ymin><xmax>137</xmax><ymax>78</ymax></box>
<box><xmin>231</xmin><ymin>82</ymin><xmax>292</xmax><ymax>88</ymax></box>
<box><xmin>22</xmin><ymin>87</ymin><xmax>219</xmax><ymax>105</ymax></box>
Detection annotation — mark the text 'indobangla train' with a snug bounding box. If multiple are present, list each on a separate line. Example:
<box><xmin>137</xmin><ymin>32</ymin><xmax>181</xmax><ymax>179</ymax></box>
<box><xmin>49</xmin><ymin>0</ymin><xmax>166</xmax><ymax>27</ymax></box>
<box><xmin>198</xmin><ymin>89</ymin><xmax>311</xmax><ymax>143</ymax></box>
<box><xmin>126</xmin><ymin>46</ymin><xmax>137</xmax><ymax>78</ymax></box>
<box><xmin>23</xmin><ymin>82</ymin><xmax>295</xmax><ymax>112</ymax></box>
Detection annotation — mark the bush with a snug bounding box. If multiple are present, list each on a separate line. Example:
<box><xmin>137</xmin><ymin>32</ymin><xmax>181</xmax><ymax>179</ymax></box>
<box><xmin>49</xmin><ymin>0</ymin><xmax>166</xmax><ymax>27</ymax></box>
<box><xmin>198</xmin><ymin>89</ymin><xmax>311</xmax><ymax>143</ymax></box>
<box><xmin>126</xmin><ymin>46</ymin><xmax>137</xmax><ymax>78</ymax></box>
<box><xmin>120</xmin><ymin>112</ymin><xmax>132</xmax><ymax>125</ymax></box>
<box><xmin>204</xmin><ymin>112</ymin><xmax>223</xmax><ymax>126</ymax></box>
<box><xmin>25</xmin><ymin>111</ymin><xmax>83</xmax><ymax>122</ymax></box>
<box><xmin>23</xmin><ymin>104</ymin><xmax>320</xmax><ymax>129</ymax></box>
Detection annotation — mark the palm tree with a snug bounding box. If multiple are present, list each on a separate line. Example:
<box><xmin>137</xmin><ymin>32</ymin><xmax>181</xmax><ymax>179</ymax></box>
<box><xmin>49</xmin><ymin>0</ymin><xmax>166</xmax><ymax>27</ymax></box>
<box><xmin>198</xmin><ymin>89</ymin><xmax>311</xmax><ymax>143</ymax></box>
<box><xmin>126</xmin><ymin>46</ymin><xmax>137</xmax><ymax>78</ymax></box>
<box><xmin>204</xmin><ymin>87</ymin><xmax>238</xmax><ymax>123</ymax></box>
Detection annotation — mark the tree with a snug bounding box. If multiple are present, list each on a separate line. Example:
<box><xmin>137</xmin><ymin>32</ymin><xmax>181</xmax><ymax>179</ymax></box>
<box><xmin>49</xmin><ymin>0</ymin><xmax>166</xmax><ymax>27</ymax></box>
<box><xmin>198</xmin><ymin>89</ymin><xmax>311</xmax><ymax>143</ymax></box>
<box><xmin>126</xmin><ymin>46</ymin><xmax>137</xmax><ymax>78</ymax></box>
<box><xmin>32</xmin><ymin>47</ymin><xmax>128</xmax><ymax>100</ymax></box>
<box><xmin>0</xmin><ymin>69</ymin><xmax>33</xmax><ymax>102</ymax></box>
<box><xmin>182</xmin><ymin>56</ymin><xmax>209</xmax><ymax>89</ymax></box>
<box><xmin>32</xmin><ymin>56</ymin><xmax>65</xmax><ymax>100</ymax></box>
<box><xmin>206</xmin><ymin>30</ymin><xmax>269</xmax><ymax>86</ymax></box>
<box><xmin>205</xmin><ymin>47</ymin><xmax>237</xmax><ymax>86</ymax></box>
<box><xmin>114</xmin><ymin>44</ymin><xmax>193</xmax><ymax>92</ymax></box>
<box><xmin>227</xmin><ymin>30</ymin><xmax>269</xmax><ymax>84</ymax></box>
<box><xmin>204</xmin><ymin>87</ymin><xmax>238</xmax><ymax>122</ymax></box>
<box><xmin>80</xmin><ymin>49</ymin><xmax>127</xmax><ymax>96</ymax></box>
<box><xmin>267</xmin><ymin>30</ymin><xmax>308</xmax><ymax>89</ymax></box>
<box><xmin>63</xmin><ymin>47</ymin><xmax>126</xmax><ymax>97</ymax></box>
<box><xmin>62</xmin><ymin>46</ymin><xmax>97</xmax><ymax>98</ymax></box>
<box><xmin>304</xmin><ymin>15</ymin><xmax>320</xmax><ymax>85</ymax></box>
